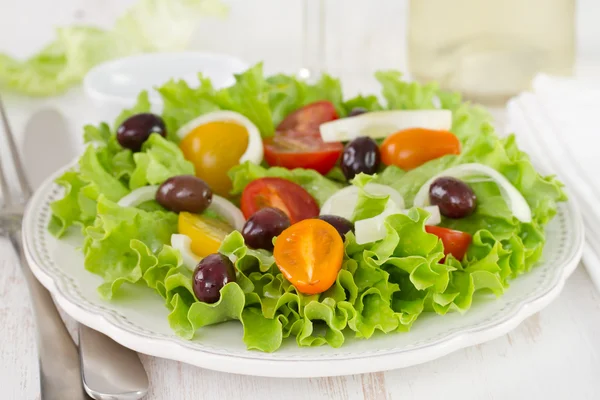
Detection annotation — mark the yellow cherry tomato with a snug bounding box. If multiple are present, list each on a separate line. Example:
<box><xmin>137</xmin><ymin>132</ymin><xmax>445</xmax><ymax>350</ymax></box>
<box><xmin>178</xmin><ymin>212</ymin><xmax>234</xmax><ymax>258</ymax></box>
<box><xmin>179</xmin><ymin>121</ymin><xmax>249</xmax><ymax>197</ymax></box>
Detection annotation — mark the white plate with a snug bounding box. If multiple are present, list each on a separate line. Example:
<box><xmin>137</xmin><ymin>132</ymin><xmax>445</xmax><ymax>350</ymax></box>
<box><xmin>23</xmin><ymin>164</ymin><xmax>585</xmax><ymax>378</ymax></box>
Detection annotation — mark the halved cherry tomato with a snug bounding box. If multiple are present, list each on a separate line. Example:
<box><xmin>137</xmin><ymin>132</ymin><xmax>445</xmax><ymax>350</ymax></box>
<box><xmin>178</xmin><ymin>212</ymin><xmax>234</xmax><ymax>257</ymax></box>
<box><xmin>241</xmin><ymin>177</ymin><xmax>319</xmax><ymax>224</ymax></box>
<box><xmin>380</xmin><ymin>128</ymin><xmax>460</xmax><ymax>170</ymax></box>
<box><xmin>263</xmin><ymin>135</ymin><xmax>343</xmax><ymax>174</ymax></box>
<box><xmin>425</xmin><ymin>225</ymin><xmax>472</xmax><ymax>261</ymax></box>
<box><xmin>273</xmin><ymin>219</ymin><xmax>344</xmax><ymax>294</ymax></box>
<box><xmin>277</xmin><ymin>100</ymin><xmax>338</xmax><ymax>135</ymax></box>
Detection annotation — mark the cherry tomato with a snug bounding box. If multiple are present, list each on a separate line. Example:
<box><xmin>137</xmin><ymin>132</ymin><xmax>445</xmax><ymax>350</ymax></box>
<box><xmin>425</xmin><ymin>225</ymin><xmax>472</xmax><ymax>261</ymax></box>
<box><xmin>241</xmin><ymin>177</ymin><xmax>319</xmax><ymax>224</ymax></box>
<box><xmin>263</xmin><ymin>135</ymin><xmax>343</xmax><ymax>174</ymax></box>
<box><xmin>273</xmin><ymin>219</ymin><xmax>344</xmax><ymax>294</ymax></box>
<box><xmin>276</xmin><ymin>100</ymin><xmax>338</xmax><ymax>135</ymax></box>
<box><xmin>380</xmin><ymin>128</ymin><xmax>460</xmax><ymax>170</ymax></box>
<box><xmin>178</xmin><ymin>212</ymin><xmax>234</xmax><ymax>258</ymax></box>
<box><xmin>179</xmin><ymin>121</ymin><xmax>249</xmax><ymax>197</ymax></box>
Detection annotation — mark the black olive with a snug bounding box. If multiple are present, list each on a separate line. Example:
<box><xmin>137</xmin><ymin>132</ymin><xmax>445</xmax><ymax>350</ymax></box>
<box><xmin>117</xmin><ymin>113</ymin><xmax>166</xmax><ymax>152</ymax></box>
<box><xmin>341</xmin><ymin>136</ymin><xmax>381</xmax><ymax>180</ymax></box>
<box><xmin>193</xmin><ymin>253</ymin><xmax>236</xmax><ymax>303</ymax></box>
<box><xmin>156</xmin><ymin>175</ymin><xmax>212</xmax><ymax>213</ymax></box>
<box><xmin>429</xmin><ymin>177</ymin><xmax>477</xmax><ymax>219</ymax></box>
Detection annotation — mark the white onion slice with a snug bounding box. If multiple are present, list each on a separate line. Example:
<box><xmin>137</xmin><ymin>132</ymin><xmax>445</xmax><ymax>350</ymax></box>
<box><xmin>117</xmin><ymin>185</ymin><xmax>159</xmax><ymax>207</ymax></box>
<box><xmin>412</xmin><ymin>163</ymin><xmax>532</xmax><ymax>223</ymax></box>
<box><xmin>320</xmin><ymin>110</ymin><xmax>452</xmax><ymax>143</ymax></box>
<box><xmin>209</xmin><ymin>195</ymin><xmax>245</xmax><ymax>231</ymax></box>
<box><xmin>171</xmin><ymin>234</ymin><xmax>202</xmax><ymax>270</ymax></box>
<box><xmin>320</xmin><ymin>183</ymin><xmax>405</xmax><ymax>220</ymax></box>
<box><xmin>354</xmin><ymin>205</ymin><xmax>441</xmax><ymax>245</ymax></box>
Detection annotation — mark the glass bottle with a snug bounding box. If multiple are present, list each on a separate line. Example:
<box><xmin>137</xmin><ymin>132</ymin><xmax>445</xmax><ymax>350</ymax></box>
<box><xmin>408</xmin><ymin>0</ymin><xmax>576</xmax><ymax>104</ymax></box>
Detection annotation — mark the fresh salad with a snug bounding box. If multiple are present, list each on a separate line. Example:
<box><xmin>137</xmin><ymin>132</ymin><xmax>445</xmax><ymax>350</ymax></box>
<box><xmin>49</xmin><ymin>64</ymin><xmax>566</xmax><ymax>352</ymax></box>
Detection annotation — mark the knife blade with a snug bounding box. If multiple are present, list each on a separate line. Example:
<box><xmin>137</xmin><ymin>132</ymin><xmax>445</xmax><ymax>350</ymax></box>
<box><xmin>23</xmin><ymin>109</ymin><xmax>149</xmax><ymax>400</ymax></box>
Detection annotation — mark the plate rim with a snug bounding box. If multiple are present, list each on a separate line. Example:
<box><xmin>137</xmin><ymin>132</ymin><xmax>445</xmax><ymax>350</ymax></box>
<box><xmin>22</xmin><ymin>162</ymin><xmax>585</xmax><ymax>378</ymax></box>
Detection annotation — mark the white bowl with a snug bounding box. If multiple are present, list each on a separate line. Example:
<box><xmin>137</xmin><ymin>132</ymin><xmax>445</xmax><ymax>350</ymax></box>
<box><xmin>83</xmin><ymin>52</ymin><xmax>248</xmax><ymax>121</ymax></box>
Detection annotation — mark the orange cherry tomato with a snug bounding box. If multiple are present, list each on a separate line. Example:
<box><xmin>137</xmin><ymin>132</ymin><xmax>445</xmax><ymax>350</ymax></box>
<box><xmin>273</xmin><ymin>219</ymin><xmax>344</xmax><ymax>294</ymax></box>
<box><xmin>179</xmin><ymin>121</ymin><xmax>249</xmax><ymax>197</ymax></box>
<box><xmin>178</xmin><ymin>212</ymin><xmax>234</xmax><ymax>258</ymax></box>
<box><xmin>425</xmin><ymin>225</ymin><xmax>472</xmax><ymax>261</ymax></box>
<box><xmin>380</xmin><ymin>128</ymin><xmax>460</xmax><ymax>170</ymax></box>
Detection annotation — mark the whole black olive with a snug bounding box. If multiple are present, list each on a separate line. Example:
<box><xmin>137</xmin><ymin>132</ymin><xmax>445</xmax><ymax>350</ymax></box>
<box><xmin>341</xmin><ymin>136</ymin><xmax>381</xmax><ymax>180</ymax></box>
<box><xmin>429</xmin><ymin>177</ymin><xmax>477</xmax><ymax>219</ymax></box>
<box><xmin>193</xmin><ymin>253</ymin><xmax>236</xmax><ymax>303</ymax></box>
<box><xmin>117</xmin><ymin>113</ymin><xmax>167</xmax><ymax>152</ymax></box>
<box><xmin>242</xmin><ymin>207</ymin><xmax>291</xmax><ymax>251</ymax></box>
<box><xmin>156</xmin><ymin>175</ymin><xmax>212</xmax><ymax>213</ymax></box>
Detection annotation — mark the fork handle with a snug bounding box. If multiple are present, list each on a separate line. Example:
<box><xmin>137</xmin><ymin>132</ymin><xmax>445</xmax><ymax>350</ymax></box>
<box><xmin>10</xmin><ymin>233</ymin><xmax>89</xmax><ymax>400</ymax></box>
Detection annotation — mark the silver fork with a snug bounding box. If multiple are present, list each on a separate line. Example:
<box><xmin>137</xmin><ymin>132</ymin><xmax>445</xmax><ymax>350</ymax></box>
<box><xmin>0</xmin><ymin>96</ymin><xmax>89</xmax><ymax>399</ymax></box>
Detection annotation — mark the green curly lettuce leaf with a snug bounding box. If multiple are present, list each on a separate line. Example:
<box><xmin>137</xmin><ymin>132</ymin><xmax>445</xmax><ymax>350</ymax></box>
<box><xmin>214</xmin><ymin>63</ymin><xmax>274</xmax><ymax>136</ymax></box>
<box><xmin>350</xmin><ymin>173</ymin><xmax>390</xmax><ymax>221</ymax></box>
<box><xmin>375</xmin><ymin>70</ymin><xmax>439</xmax><ymax>110</ymax></box>
<box><xmin>165</xmin><ymin>209</ymin><xmax>459</xmax><ymax>351</ymax></box>
<box><xmin>82</xmin><ymin>196</ymin><xmax>178</xmax><ymax>299</ymax></box>
<box><xmin>113</xmin><ymin>91</ymin><xmax>152</xmax><ymax>130</ymax></box>
<box><xmin>129</xmin><ymin>134</ymin><xmax>195</xmax><ymax>189</ymax></box>
<box><xmin>265</xmin><ymin>72</ymin><xmax>346</xmax><ymax>126</ymax></box>
<box><xmin>158</xmin><ymin>74</ymin><xmax>221</xmax><ymax>141</ymax></box>
<box><xmin>49</xmin><ymin>130</ymin><xmax>192</xmax><ymax>236</ymax></box>
<box><xmin>342</xmin><ymin>94</ymin><xmax>383</xmax><ymax>114</ymax></box>
<box><xmin>0</xmin><ymin>0</ymin><xmax>227</xmax><ymax>96</ymax></box>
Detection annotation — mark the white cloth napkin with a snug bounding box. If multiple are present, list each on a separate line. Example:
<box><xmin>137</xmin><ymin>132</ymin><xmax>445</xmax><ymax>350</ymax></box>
<box><xmin>506</xmin><ymin>74</ymin><xmax>600</xmax><ymax>290</ymax></box>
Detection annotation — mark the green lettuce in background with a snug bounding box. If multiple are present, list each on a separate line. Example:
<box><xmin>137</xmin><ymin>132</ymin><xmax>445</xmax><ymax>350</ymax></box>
<box><xmin>47</xmin><ymin>64</ymin><xmax>566</xmax><ymax>352</ymax></box>
<box><xmin>158</xmin><ymin>63</ymin><xmax>347</xmax><ymax>138</ymax></box>
<box><xmin>0</xmin><ymin>0</ymin><xmax>227</xmax><ymax>96</ymax></box>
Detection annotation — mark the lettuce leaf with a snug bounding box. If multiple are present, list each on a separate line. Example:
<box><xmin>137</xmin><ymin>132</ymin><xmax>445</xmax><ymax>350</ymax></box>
<box><xmin>350</xmin><ymin>173</ymin><xmax>390</xmax><ymax>221</ymax></box>
<box><xmin>158</xmin><ymin>75</ymin><xmax>221</xmax><ymax>140</ymax></box>
<box><xmin>265</xmin><ymin>73</ymin><xmax>347</xmax><ymax>126</ymax></box>
<box><xmin>83</xmin><ymin>196</ymin><xmax>178</xmax><ymax>299</ymax></box>
<box><xmin>129</xmin><ymin>134</ymin><xmax>195</xmax><ymax>189</ymax></box>
<box><xmin>165</xmin><ymin>208</ymin><xmax>455</xmax><ymax>350</ymax></box>
<box><xmin>49</xmin><ymin>130</ymin><xmax>192</xmax><ymax>236</ymax></box>
<box><xmin>375</xmin><ymin>70</ymin><xmax>439</xmax><ymax>110</ymax></box>
<box><xmin>0</xmin><ymin>0</ymin><xmax>227</xmax><ymax>96</ymax></box>
<box><xmin>215</xmin><ymin>63</ymin><xmax>274</xmax><ymax>136</ymax></box>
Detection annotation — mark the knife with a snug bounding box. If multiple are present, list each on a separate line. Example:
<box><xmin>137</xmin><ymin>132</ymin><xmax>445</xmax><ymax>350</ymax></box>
<box><xmin>23</xmin><ymin>109</ymin><xmax>149</xmax><ymax>400</ymax></box>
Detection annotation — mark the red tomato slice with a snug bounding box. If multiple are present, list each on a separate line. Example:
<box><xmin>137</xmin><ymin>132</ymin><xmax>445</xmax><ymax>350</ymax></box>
<box><xmin>241</xmin><ymin>177</ymin><xmax>319</xmax><ymax>224</ymax></box>
<box><xmin>263</xmin><ymin>135</ymin><xmax>343</xmax><ymax>174</ymax></box>
<box><xmin>276</xmin><ymin>100</ymin><xmax>339</xmax><ymax>135</ymax></box>
<box><xmin>425</xmin><ymin>226</ymin><xmax>472</xmax><ymax>261</ymax></box>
